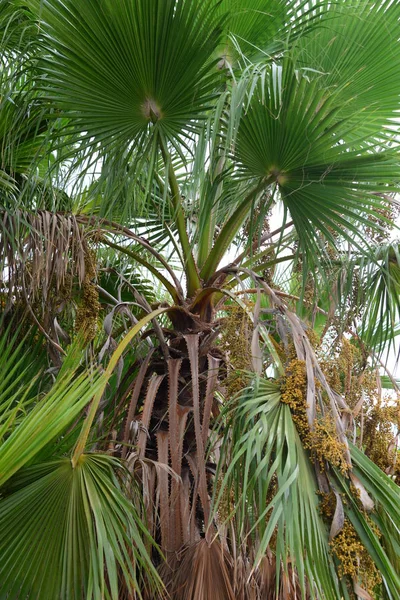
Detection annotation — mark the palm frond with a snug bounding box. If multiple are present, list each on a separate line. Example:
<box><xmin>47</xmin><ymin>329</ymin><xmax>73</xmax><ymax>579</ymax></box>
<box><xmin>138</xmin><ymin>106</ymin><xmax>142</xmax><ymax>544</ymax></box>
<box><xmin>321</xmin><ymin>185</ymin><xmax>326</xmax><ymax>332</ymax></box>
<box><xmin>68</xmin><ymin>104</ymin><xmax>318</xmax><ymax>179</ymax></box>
<box><xmin>214</xmin><ymin>378</ymin><xmax>340</xmax><ymax>599</ymax></box>
<box><xmin>334</xmin><ymin>444</ymin><xmax>400</xmax><ymax>599</ymax></box>
<box><xmin>216</xmin><ymin>0</ymin><xmax>328</xmax><ymax>64</ymax></box>
<box><xmin>35</xmin><ymin>0</ymin><xmax>224</xmax><ymax>149</ymax></box>
<box><xmin>0</xmin><ymin>209</ymin><xmax>87</xmax><ymax>305</ymax></box>
<box><xmin>0</xmin><ymin>53</ymin><xmax>49</xmax><ymax>203</ymax></box>
<box><xmin>0</xmin><ymin>1</ymin><xmax>37</xmax><ymax>54</ymax></box>
<box><xmin>234</xmin><ymin>62</ymin><xmax>400</xmax><ymax>264</ymax></box>
<box><xmin>0</xmin><ymin>454</ymin><xmax>162</xmax><ymax>600</ymax></box>
<box><xmin>358</xmin><ymin>243</ymin><xmax>400</xmax><ymax>359</ymax></box>
<box><xmin>0</xmin><ymin>340</ymin><xmax>103</xmax><ymax>487</ymax></box>
<box><xmin>293</xmin><ymin>0</ymin><xmax>400</xmax><ymax>139</ymax></box>
<box><xmin>0</xmin><ymin>322</ymin><xmax>47</xmax><ymax>441</ymax></box>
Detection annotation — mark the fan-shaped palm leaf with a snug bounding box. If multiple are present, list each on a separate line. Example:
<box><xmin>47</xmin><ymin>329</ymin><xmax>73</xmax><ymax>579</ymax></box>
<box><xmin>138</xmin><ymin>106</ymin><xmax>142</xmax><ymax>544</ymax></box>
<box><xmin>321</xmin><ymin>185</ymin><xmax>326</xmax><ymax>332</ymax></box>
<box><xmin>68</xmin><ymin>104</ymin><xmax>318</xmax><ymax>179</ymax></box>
<box><xmin>362</xmin><ymin>244</ymin><xmax>400</xmax><ymax>356</ymax></box>
<box><xmin>293</xmin><ymin>0</ymin><xmax>400</xmax><ymax>138</ymax></box>
<box><xmin>0</xmin><ymin>322</ymin><xmax>48</xmax><ymax>442</ymax></box>
<box><xmin>215</xmin><ymin>0</ymin><xmax>327</xmax><ymax>63</ymax></box>
<box><xmin>214</xmin><ymin>377</ymin><xmax>400</xmax><ymax>599</ymax></box>
<box><xmin>334</xmin><ymin>444</ymin><xmax>400</xmax><ymax>599</ymax></box>
<box><xmin>234</xmin><ymin>63</ymin><xmax>399</xmax><ymax>261</ymax></box>
<box><xmin>213</xmin><ymin>378</ymin><xmax>340</xmax><ymax>599</ymax></box>
<box><xmin>34</xmin><ymin>0</ymin><xmax>224</xmax><ymax>149</ymax></box>
<box><xmin>0</xmin><ymin>55</ymin><xmax>48</xmax><ymax>199</ymax></box>
<box><xmin>0</xmin><ymin>455</ymin><xmax>162</xmax><ymax>600</ymax></box>
<box><xmin>0</xmin><ymin>341</ymin><xmax>103</xmax><ymax>487</ymax></box>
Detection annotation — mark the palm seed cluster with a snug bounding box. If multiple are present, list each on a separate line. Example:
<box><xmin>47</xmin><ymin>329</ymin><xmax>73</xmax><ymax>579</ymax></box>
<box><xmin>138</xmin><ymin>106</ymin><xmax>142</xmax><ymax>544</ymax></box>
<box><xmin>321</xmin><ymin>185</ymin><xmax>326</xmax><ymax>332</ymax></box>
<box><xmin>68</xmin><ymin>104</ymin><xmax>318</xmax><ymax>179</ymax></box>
<box><xmin>320</xmin><ymin>337</ymin><xmax>399</xmax><ymax>476</ymax></box>
<box><xmin>317</xmin><ymin>491</ymin><xmax>381</xmax><ymax>593</ymax></box>
<box><xmin>219</xmin><ymin>303</ymin><xmax>253</xmax><ymax>397</ymax></box>
<box><xmin>330</xmin><ymin>519</ymin><xmax>381</xmax><ymax>591</ymax></box>
<box><xmin>281</xmin><ymin>339</ymin><xmax>398</xmax><ymax>596</ymax></box>
<box><xmin>280</xmin><ymin>359</ymin><xmax>349</xmax><ymax>474</ymax></box>
<box><xmin>74</xmin><ymin>247</ymin><xmax>101</xmax><ymax>342</ymax></box>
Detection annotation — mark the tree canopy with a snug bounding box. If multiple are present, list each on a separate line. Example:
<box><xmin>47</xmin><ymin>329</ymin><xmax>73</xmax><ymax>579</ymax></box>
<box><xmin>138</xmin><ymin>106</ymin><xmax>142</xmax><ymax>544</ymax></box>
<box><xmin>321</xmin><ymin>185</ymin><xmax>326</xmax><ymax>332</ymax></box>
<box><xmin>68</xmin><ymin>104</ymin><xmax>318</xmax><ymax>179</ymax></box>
<box><xmin>0</xmin><ymin>1</ymin><xmax>399</xmax><ymax>599</ymax></box>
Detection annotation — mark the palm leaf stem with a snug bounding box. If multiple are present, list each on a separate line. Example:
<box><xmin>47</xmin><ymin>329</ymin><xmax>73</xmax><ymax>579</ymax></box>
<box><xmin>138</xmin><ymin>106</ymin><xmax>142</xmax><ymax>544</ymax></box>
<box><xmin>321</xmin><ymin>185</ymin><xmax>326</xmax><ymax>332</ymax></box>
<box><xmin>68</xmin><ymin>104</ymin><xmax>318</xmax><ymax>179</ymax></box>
<box><xmin>103</xmin><ymin>239</ymin><xmax>181</xmax><ymax>303</ymax></box>
<box><xmin>200</xmin><ymin>178</ymin><xmax>271</xmax><ymax>282</ymax></box>
<box><xmin>71</xmin><ymin>307</ymin><xmax>170</xmax><ymax>466</ymax></box>
<box><xmin>216</xmin><ymin>254</ymin><xmax>295</xmax><ymax>290</ymax></box>
<box><xmin>233</xmin><ymin>288</ymin><xmax>329</xmax><ymax>316</ymax></box>
<box><xmin>76</xmin><ymin>215</ymin><xmax>184</xmax><ymax>294</ymax></box>
<box><xmin>197</xmin><ymin>154</ymin><xmax>227</xmax><ymax>270</ymax></box>
<box><xmin>231</xmin><ymin>219</ymin><xmax>294</xmax><ymax>267</ymax></box>
<box><xmin>96</xmin><ymin>285</ymin><xmax>120</xmax><ymax>306</ymax></box>
<box><xmin>241</xmin><ymin>252</ymin><xmax>295</xmax><ymax>271</ymax></box>
<box><xmin>163</xmin><ymin>221</ymin><xmax>186</xmax><ymax>268</ymax></box>
<box><xmin>159</xmin><ymin>136</ymin><xmax>201</xmax><ymax>297</ymax></box>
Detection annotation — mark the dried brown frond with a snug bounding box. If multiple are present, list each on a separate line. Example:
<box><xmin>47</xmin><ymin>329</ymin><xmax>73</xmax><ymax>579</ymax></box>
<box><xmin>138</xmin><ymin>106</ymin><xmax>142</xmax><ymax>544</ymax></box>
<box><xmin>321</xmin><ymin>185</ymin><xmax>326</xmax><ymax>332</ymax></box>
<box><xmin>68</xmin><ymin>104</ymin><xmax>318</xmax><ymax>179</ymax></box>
<box><xmin>230</xmin><ymin>549</ymin><xmax>311</xmax><ymax>600</ymax></box>
<box><xmin>0</xmin><ymin>210</ymin><xmax>86</xmax><ymax>305</ymax></box>
<box><xmin>164</xmin><ymin>539</ymin><xmax>235</xmax><ymax>600</ymax></box>
<box><xmin>119</xmin><ymin>337</ymin><xmax>222</xmax><ymax>564</ymax></box>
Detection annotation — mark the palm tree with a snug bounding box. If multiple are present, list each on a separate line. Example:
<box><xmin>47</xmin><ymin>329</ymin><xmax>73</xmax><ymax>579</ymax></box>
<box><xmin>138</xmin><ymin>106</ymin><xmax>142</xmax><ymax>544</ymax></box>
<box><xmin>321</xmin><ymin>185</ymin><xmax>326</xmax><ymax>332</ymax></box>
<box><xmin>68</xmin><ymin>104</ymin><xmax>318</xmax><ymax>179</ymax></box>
<box><xmin>0</xmin><ymin>0</ymin><xmax>400</xmax><ymax>598</ymax></box>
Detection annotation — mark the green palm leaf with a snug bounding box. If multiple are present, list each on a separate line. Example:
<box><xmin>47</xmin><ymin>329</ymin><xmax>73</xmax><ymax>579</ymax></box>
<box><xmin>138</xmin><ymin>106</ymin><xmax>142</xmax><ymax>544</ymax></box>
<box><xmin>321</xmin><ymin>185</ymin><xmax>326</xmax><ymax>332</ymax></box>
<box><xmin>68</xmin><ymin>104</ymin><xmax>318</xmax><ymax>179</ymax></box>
<box><xmin>34</xmin><ymin>0</ymin><xmax>224</xmax><ymax>148</ymax></box>
<box><xmin>293</xmin><ymin>0</ymin><xmax>400</xmax><ymax>138</ymax></box>
<box><xmin>0</xmin><ymin>454</ymin><xmax>162</xmax><ymax>600</ymax></box>
<box><xmin>235</xmin><ymin>63</ymin><xmax>399</xmax><ymax>260</ymax></box>
<box><xmin>0</xmin><ymin>57</ymin><xmax>48</xmax><ymax>193</ymax></box>
<box><xmin>214</xmin><ymin>378</ymin><xmax>340</xmax><ymax>599</ymax></box>
<box><xmin>350</xmin><ymin>443</ymin><xmax>400</xmax><ymax>529</ymax></box>
<box><xmin>0</xmin><ymin>1</ymin><xmax>36</xmax><ymax>53</ymax></box>
<box><xmin>215</xmin><ymin>0</ymin><xmax>327</xmax><ymax>63</ymax></box>
<box><xmin>359</xmin><ymin>243</ymin><xmax>400</xmax><ymax>357</ymax></box>
<box><xmin>335</xmin><ymin>445</ymin><xmax>400</xmax><ymax>599</ymax></box>
<box><xmin>0</xmin><ymin>342</ymin><xmax>103</xmax><ymax>487</ymax></box>
<box><xmin>0</xmin><ymin>315</ymin><xmax>170</xmax><ymax>599</ymax></box>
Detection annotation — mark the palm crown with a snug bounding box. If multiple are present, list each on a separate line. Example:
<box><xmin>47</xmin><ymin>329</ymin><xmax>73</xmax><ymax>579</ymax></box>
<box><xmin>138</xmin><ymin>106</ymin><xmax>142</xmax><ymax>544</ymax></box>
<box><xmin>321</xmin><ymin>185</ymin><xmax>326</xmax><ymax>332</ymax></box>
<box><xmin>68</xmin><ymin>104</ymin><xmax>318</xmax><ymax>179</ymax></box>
<box><xmin>0</xmin><ymin>1</ymin><xmax>400</xmax><ymax>599</ymax></box>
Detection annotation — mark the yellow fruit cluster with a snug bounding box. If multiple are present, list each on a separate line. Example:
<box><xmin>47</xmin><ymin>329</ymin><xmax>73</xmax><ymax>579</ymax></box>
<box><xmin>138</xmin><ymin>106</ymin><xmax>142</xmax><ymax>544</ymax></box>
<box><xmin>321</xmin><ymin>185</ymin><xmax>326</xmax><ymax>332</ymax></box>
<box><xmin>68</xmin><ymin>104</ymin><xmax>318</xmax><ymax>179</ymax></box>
<box><xmin>312</xmin><ymin>414</ymin><xmax>350</xmax><ymax>475</ymax></box>
<box><xmin>363</xmin><ymin>400</ymin><xmax>400</xmax><ymax>475</ymax></box>
<box><xmin>280</xmin><ymin>360</ymin><xmax>349</xmax><ymax>474</ymax></box>
<box><xmin>75</xmin><ymin>248</ymin><xmax>101</xmax><ymax>342</ymax></box>
<box><xmin>317</xmin><ymin>490</ymin><xmax>336</xmax><ymax>519</ymax></box>
<box><xmin>318</xmin><ymin>335</ymin><xmax>399</xmax><ymax>477</ymax></box>
<box><xmin>215</xmin><ymin>476</ymin><xmax>235</xmax><ymax>523</ymax></box>
<box><xmin>330</xmin><ymin>519</ymin><xmax>381</xmax><ymax>592</ymax></box>
<box><xmin>219</xmin><ymin>303</ymin><xmax>252</xmax><ymax>398</ymax></box>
